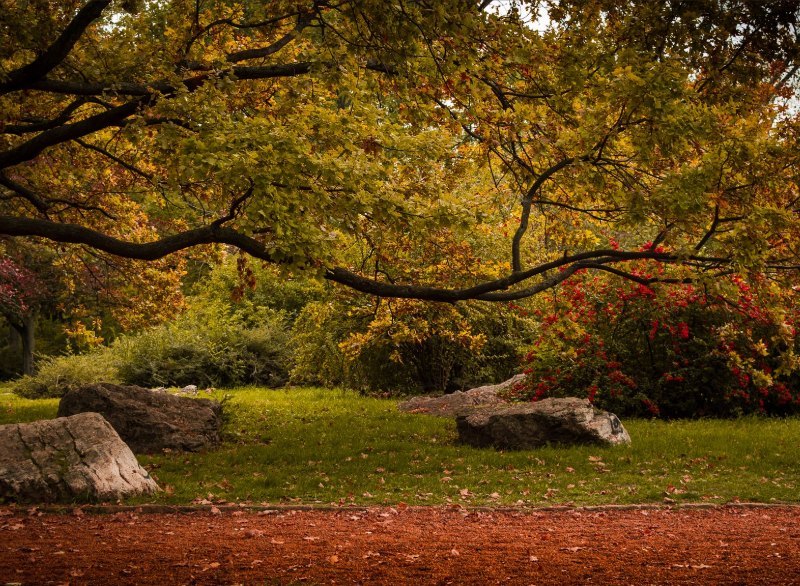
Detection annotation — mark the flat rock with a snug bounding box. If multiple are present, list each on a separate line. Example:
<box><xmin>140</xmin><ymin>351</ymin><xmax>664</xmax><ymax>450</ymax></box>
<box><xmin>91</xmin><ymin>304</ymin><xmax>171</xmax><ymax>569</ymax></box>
<box><xmin>456</xmin><ymin>397</ymin><xmax>631</xmax><ymax>450</ymax></box>
<box><xmin>398</xmin><ymin>374</ymin><xmax>523</xmax><ymax>417</ymax></box>
<box><xmin>0</xmin><ymin>412</ymin><xmax>159</xmax><ymax>503</ymax></box>
<box><xmin>58</xmin><ymin>383</ymin><xmax>222</xmax><ymax>454</ymax></box>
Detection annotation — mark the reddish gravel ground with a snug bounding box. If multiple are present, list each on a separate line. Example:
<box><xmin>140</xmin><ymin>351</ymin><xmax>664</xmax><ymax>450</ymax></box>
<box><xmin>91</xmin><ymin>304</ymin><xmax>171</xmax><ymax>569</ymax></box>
<box><xmin>1</xmin><ymin>505</ymin><xmax>800</xmax><ymax>585</ymax></box>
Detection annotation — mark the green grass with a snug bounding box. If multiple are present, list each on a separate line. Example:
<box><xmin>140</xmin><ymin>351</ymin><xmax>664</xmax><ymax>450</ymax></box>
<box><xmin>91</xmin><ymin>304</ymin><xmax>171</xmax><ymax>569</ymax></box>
<box><xmin>2</xmin><ymin>385</ymin><xmax>799</xmax><ymax>506</ymax></box>
<box><xmin>0</xmin><ymin>386</ymin><xmax>59</xmax><ymax>425</ymax></box>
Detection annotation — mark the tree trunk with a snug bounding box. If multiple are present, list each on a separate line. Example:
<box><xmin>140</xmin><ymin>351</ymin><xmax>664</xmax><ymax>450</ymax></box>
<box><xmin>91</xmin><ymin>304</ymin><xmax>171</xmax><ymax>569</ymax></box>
<box><xmin>11</xmin><ymin>312</ymin><xmax>36</xmax><ymax>375</ymax></box>
<box><xmin>8</xmin><ymin>324</ymin><xmax>21</xmax><ymax>351</ymax></box>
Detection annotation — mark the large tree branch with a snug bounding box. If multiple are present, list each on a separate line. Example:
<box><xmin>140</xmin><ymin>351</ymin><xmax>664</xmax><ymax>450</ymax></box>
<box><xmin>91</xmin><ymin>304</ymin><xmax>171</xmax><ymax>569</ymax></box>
<box><xmin>0</xmin><ymin>99</ymin><xmax>146</xmax><ymax>170</ymax></box>
<box><xmin>0</xmin><ymin>216</ymin><xmax>281</xmax><ymax>263</ymax></box>
<box><xmin>325</xmin><ymin>249</ymin><xmax>678</xmax><ymax>301</ymax></box>
<box><xmin>2</xmin><ymin>214</ymin><xmax>789</xmax><ymax>301</ymax></box>
<box><xmin>0</xmin><ymin>0</ymin><xmax>112</xmax><ymax>95</ymax></box>
<box><xmin>0</xmin><ymin>214</ymin><xmax>693</xmax><ymax>301</ymax></box>
<box><xmin>27</xmin><ymin>62</ymin><xmax>316</xmax><ymax>97</ymax></box>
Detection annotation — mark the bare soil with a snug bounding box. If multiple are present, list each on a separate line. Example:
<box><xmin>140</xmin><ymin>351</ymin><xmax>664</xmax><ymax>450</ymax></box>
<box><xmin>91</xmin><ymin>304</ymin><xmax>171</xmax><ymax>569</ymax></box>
<box><xmin>2</xmin><ymin>505</ymin><xmax>800</xmax><ymax>585</ymax></box>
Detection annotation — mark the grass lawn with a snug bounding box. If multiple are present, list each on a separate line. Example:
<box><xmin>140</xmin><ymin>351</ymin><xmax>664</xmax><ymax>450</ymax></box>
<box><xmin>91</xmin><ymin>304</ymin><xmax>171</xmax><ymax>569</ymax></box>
<box><xmin>2</xmin><ymin>386</ymin><xmax>799</xmax><ymax>506</ymax></box>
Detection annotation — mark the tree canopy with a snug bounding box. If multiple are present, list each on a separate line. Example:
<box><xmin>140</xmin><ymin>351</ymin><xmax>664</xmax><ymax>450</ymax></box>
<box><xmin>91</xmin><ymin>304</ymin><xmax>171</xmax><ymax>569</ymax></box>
<box><xmin>2</xmin><ymin>0</ymin><xmax>800</xmax><ymax>302</ymax></box>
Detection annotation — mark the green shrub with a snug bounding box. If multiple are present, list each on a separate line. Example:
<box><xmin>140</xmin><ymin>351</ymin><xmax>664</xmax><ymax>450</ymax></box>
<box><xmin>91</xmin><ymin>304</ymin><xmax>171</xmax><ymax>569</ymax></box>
<box><xmin>12</xmin><ymin>350</ymin><xmax>120</xmax><ymax>398</ymax></box>
<box><xmin>113</xmin><ymin>301</ymin><xmax>291</xmax><ymax>388</ymax></box>
<box><xmin>291</xmin><ymin>296</ymin><xmax>534</xmax><ymax>395</ymax></box>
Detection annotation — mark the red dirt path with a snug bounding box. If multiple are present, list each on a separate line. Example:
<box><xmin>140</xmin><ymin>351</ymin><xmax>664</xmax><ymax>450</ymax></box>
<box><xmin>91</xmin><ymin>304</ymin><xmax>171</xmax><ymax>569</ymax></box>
<box><xmin>2</xmin><ymin>505</ymin><xmax>799</xmax><ymax>585</ymax></box>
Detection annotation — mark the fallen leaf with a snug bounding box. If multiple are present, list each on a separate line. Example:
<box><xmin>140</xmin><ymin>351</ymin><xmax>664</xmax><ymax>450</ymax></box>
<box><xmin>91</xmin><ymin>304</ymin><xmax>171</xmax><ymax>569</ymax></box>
<box><xmin>450</xmin><ymin>548</ymin><xmax>460</xmax><ymax>556</ymax></box>
<box><xmin>529</xmin><ymin>556</ymin><xmax>539</xmax><ymax>562</ymax></box>
<box><xmin>329</xmin><ymin>555</ymin><xmax>339</xmax><ymax>564</ymax></box>
<box><xmin>560</xmin><ymin>547</ymin><xmax>585</xmax><ymax>553</ymax></box>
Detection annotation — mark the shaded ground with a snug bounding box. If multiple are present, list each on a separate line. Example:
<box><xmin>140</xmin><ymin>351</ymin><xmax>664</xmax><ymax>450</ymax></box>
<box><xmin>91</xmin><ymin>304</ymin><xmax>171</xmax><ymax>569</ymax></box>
<box><xmin>1</xmin><ymin>505</ymin><xmax>799</xmax><ymax>585</ymax></box>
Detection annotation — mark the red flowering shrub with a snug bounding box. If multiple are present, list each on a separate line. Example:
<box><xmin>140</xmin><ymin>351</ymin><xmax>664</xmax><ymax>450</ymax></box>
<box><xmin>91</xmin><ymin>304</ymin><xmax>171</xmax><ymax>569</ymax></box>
<box><xmin>506</xmin><ymin>261</ymin><xmax>800</xmax><ymax>418</ymax></box>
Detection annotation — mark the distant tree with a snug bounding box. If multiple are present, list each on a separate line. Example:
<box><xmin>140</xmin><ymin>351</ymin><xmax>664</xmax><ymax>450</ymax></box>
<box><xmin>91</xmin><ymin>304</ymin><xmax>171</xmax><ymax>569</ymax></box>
<box><xmin>0</xmin><ymin>256</ymin><xmax>47</xmax><ymax>374</ymax></box>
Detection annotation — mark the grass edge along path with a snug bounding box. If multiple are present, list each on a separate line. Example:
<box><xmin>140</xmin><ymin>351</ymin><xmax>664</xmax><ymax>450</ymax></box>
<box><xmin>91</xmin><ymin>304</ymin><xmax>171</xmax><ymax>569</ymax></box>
<box><xmin>1</xmin><ymin>386</ymin><xmax>799</xmax><ymax>507</ymax></box>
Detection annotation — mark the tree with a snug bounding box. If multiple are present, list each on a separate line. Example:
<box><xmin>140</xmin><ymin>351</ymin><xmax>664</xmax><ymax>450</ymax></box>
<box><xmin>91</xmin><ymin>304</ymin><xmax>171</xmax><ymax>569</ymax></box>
<box><xmin>0</xmin><ymin>255</ymin><xmax>48</xmax><ymax>374</ymax></box>
<box><xmin>1</xmin><ymin>0</ymin><xmax>799</xmax><ymax>303</ymax></box>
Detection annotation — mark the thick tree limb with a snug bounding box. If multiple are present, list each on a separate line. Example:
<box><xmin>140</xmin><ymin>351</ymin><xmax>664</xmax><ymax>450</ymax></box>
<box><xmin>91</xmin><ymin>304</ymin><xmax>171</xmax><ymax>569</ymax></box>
<box><xmin>28</xmin><ymin>62</ymin><xmax>316</xmax><ymax>97</ymax></box>
<box><xmin>325</xmin><ymin>249</ymin><xmax>676</xmax><ymax>301</ymax></box>
<box><xmin>2</xmin><ymin>214</ymin><xmax>791</xmax><ymax>301</ymax></box>
<box><xmin>0</xmin><ymin>0</ymin><xmax>112</xmax><ymax>94</ymax></box>
<box><xmin>0</xmin><ymin>216</ymin><xmax>280</xmax><ymax>262</ymax></box>
<box><xmin>0</xmin><ymin>99</ymin><xmax>146</xmax><ymax>170</ymax></box>
<box><xmin>0</xmin><ymin>215</ymin><xmax>684</xmax><ymax>300</ymax></box>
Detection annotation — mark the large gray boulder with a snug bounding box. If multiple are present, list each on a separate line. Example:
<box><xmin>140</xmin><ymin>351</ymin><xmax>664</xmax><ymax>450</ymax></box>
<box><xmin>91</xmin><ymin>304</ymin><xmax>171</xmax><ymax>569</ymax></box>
<box><xmin>58</xmin><ymin>383</ymin><xmax>222</xmax><ymax>454</ymax></box>
<box><xmin>0</xmin><ymin>412</ymin><xmax>159</xmax><ymax>502</ymax></box>
<box><xmin>398</xmin><ymin>374</ymin><xmax>523</xmax><ymax>417</ymax></box>
<box><xmin>456</xmin><ymin>397</ymin><xmax>631</xmax><ymax>450</ymax></box>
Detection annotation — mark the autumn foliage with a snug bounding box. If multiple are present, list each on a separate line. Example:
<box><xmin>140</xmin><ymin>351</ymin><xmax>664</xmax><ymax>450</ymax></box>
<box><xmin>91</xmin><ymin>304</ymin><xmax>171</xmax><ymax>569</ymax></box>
<box><xmin>0</xmin><ymin>257</ymin><xmax>41</xmax><ymax>323</ymax></box>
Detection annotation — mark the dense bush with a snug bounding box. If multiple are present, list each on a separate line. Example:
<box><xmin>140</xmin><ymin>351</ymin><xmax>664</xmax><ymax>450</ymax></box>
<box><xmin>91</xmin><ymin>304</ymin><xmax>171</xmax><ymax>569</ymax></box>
<box><xmin>13</xmin><ymin>300</ymin><xmax>292</xmax><ymax>397</ymax></box>
<box><xmin>291</xmin><ymin>295</ymin><xmax>533</xmax><ymax>394</ymax></box>
<box><xmin>506</xmin><ymin>266</ymin><xmax>800</xmax><ymax>418</ymax></box>
<box><xmin>113</xmin><ymin>301</ymin><xmax>291</xmax><ymax>388</ymax></box>
<box><xmin>13</xmin><ymin>350</ymin><xmax>120</xmax><ymax>398</ymax></box>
